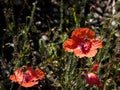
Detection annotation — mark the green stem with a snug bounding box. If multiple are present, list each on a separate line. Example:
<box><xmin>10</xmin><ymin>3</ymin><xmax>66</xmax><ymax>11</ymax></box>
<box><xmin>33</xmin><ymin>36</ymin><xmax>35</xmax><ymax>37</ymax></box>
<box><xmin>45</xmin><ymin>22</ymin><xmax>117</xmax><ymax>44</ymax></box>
<box><xmin>64</xmin><ymin>58</ymin><xmax>72</xmax><ymax>88</ymax></box>
<box><xmin>72</xmin><ymin>8</ymin><xmax>79</xmax><ymax>27</ymax></box>
<box><xmin>26</xmin><ymin>0</ymin><xmax>37</xmax><ymax>32</ymax></box>
<box><xmin>59</xmin><ymin>0</ymin><xmax>63</xmax><ymax>32</ymax></box>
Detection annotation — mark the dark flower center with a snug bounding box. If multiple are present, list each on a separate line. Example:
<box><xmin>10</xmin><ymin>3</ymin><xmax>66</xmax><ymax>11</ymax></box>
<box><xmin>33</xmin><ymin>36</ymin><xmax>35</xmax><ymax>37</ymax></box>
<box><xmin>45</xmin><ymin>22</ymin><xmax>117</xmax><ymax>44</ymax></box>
<box><xmin>80</xmin><ymin>41</ymin><xmax>91</xmax><ymax>54</ymax></box>
<box><xmin>23</xmin><ymin>73</ymin><xmax>33</xmax><ymax>83</ymax></box>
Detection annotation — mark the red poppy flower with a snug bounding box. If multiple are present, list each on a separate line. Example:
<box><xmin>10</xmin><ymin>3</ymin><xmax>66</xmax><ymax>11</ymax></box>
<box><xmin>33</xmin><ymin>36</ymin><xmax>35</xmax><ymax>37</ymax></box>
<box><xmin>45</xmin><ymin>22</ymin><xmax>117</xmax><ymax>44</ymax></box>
<box><xmin>92</xmin><ymin>62</ymin><xmax>99</xmax><ymax>71</ymax></box>
<box><xmin>85</xmin><ymin>73</ymin><xmax>102</xmax><ymax>89</ymax></box>
<box><xmin>63</xmin><ymin>28</ymin><xmax>102</xmax><ymax>58</ymax></box>
<box><xmin>9</xmin><ymin>66</ymin><xmax>45</xmax><ymax>88</ymax></box>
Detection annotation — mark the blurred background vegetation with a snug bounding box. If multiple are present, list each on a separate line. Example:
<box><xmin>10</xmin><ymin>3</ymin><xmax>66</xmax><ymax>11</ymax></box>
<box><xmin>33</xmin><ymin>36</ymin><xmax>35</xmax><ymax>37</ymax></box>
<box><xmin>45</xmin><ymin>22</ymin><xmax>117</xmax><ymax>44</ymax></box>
<box><xmin>0</xmin><ymin>0</ymin><xmax>120</xmax><ymax>90</ymax></box>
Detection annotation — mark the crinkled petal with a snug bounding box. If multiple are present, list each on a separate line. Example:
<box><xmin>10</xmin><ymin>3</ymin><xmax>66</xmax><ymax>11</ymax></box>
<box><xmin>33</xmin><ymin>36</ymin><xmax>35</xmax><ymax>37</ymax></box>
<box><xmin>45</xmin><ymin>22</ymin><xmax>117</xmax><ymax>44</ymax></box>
<box><xmin>35</xmin><ymin>69</ymin><xmax>45</xmax><ymax>80</ymax></box>
<box><xmin>71</xmin><ymin>28</ymin><xmax>95</xmax><ymax>40</ymax></box>
<box><xmin>63</xmin><ymin>39</ymin><xmax>78</xmax><ymax>52</ymax></box>
<box><xmin>9</xmin><ymin>66</ymin><xmax>45</xmax><ymax>88</ymax></box>
<box><xmin>14</xmin><ymin>69</ymin><xmax>24</xmax><ymax>82</ymax></box>
<box><xmin>84</xmin><ymin>39</ymin><xmax>102</xmax><ymax>57</ymax></box>
<box><xmin>25</xmin><ymin>67</ymin><xmax>37</xmax><ymax>77</ymax></box>
<box><xmin>91</xmin><ymin>39</ymin><xmax>102</xmax><ymax>49</ymax></box>
<box><xmin>25</xmin><ymin>67</ymin><xmax>38</xmax><ymax>81</ymax></box>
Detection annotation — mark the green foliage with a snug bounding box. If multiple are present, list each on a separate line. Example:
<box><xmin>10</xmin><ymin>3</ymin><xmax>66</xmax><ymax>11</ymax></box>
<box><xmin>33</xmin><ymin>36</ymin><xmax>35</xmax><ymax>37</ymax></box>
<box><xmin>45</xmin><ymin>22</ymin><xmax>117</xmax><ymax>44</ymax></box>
<box><xmin>0</xmin><ymin>0</ymin><xmax>120</xmax><ymax>90</ymax></box>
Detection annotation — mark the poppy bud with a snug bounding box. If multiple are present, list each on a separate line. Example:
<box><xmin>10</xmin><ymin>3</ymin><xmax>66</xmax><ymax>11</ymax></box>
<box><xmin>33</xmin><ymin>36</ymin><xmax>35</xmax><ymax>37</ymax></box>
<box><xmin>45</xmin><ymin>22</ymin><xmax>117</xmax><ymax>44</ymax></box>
<box><xmin>85</xmin><ymin>73</ymin><xmax>102</xmax><ymax>89</ymax></box>
<box><xmin>92</xmin><ymin>62</ymin><xmax>99</xmax><ymax>71</ymax></box>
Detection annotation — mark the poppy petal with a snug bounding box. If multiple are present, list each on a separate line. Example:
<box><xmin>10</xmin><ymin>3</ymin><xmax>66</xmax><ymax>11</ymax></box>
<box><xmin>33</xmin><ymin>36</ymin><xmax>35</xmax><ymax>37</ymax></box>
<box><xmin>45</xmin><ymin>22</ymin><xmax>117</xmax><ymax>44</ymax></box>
<box><xmin>25</xmin><ymin>67</ymin><xmax>38</xmax><ymax>81</ymax></box>
<box><xmin>71</xmin><ymin>28</ymin><xmax>95</xmax><ymax>40</ymax></box>
<box><xmin>74</xmin><ymin>48</ymin><xmax>86</xmax><ymax>58</ymax></box>
<box><xmin>22</xmin><ymin>66</ymin><xmax>40</xmax><ymax>81</ymax></box>
<box><xmin>85</xmin><ymin>49</ymin><xmax>97</xmax><ymax>58</ymax></box>
<box><xmin>9</xmin><ymin>66</ymin><xmax>45</xmax><ymax>88</ymax></box>
<box><xmin>91</xmin><ymin>39</ymin><xmax>102</xmax><ymax>49</ymax></box>
<box><xmin>18</xmin><ymin>81</ymin><xmax>38</xmax><ymax>88</ymax></box>
<box><xmin>74</xmin><ymin>46</ymin><xmax>97</xmax><ymax>58</ymax></box>
<box><xmin>35</xmin><ymin>69</ymin><xmax>45</xmax><ymax>80</ymax></box>
<box><xmin>9</xmin><ymin>75</ymin><xmax>17</xmax><ymax>82</ymax></box>
<box><xmin>63</xmin><ymin>39</ymin><xmax>78</xmax><ymax>52</ymax></box>
<box><xmin>85</xmin><ymin>39</ymin><xmax>102</xmax><ymax>57</ymax></box>
<box><xmin>14</xmin><ymin>69</ymin><xmax>24</xmax><ymax>82</ymax></box>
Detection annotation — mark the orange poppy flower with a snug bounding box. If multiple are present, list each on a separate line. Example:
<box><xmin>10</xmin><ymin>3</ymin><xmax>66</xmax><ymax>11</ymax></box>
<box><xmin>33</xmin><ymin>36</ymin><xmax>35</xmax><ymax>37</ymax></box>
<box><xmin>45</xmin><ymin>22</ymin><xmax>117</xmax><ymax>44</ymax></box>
<box><xmin>85</xmin><ymin>73</ymin><xmax>103</xmax><ymax>89</ymax></box>
<box><xmin>9</xmin><ymin>66</ymin><xmax>45</xmax><ymax>88</ymax></box>
<box><xmin>63</xmin><ymin>28</ymin><xmax>102</xmax><ymax>58</ymax></box>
